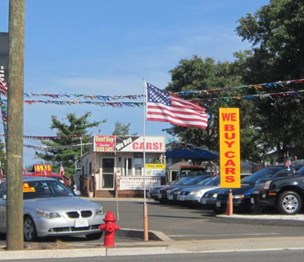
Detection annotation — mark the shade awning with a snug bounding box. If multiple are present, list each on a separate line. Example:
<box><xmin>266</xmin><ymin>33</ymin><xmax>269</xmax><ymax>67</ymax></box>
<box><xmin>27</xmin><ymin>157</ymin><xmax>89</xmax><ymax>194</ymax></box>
<box><xmin>165</xmin><ymin>148</ymin><xmax>218</xmax><ymax>160</ymax></box>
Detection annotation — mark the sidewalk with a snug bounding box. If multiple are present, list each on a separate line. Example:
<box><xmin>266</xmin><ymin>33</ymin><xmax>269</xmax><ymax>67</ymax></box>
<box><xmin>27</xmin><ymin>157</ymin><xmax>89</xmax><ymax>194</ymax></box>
<box><xmin>1</xmin><ymin>234</ymin><xmax>304</xmax><ymax>260</ymax></box>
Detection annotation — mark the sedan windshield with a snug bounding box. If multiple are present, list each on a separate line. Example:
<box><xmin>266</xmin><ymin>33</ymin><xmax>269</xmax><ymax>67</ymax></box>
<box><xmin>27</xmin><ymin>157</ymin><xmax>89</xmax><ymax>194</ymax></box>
<box><xmin>241</xmin><ymin>166</ymin><xmax>284</xmax><ymax>185</ymax></box>
<box><xmin>23</xmin><ymin>180</ymin><xmax>75</xmax><ymax>199</ymax></box>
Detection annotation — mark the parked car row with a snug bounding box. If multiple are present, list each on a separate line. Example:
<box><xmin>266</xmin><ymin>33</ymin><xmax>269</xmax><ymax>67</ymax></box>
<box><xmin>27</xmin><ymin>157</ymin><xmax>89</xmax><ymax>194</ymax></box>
<box><xmin>148</xmin><ymin>164</ymin><xmax>304</xmax><ymax>215</ymax></box>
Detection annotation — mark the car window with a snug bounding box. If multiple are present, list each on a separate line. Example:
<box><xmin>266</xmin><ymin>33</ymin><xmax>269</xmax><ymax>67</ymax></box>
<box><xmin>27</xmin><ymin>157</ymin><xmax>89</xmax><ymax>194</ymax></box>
<box><xmin>204</xmin><ymin>176</ymin><xmax>220</xmax><ymax>186</ymax></box>
<box><xmin>23</xmin><ymin>180</ymin><xmax>75</xmax><ymax>199</ymax></box>
<box><xmin>241</xmin><ymin>167</ymin><xmax>284</xmax><ymax>185</ymax></box>
<box><xmin>295</xmin><ymin>166</ymin><xmax>304</xmax><ymax>175</ymax></box>
<box><xmin>184</xmin><ymin>175</ymin><xmax>210</xmax><ymax>185</ymax></box>
<box><xmin>176</xmin><ymin>177</ymin><xmax>193</xmax><ymax>185</ymax></box>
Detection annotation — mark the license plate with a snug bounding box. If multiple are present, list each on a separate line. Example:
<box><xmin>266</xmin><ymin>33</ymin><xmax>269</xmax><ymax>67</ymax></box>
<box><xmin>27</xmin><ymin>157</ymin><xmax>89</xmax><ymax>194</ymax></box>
<box><xmin>216</xmin><ymin>201</ymin><xmax>221</xmax><ymax>207</ymax></box>
<box><xmin>250</xmin><ymin>198</ymin><xmax>254</xmax><ymax>204</ymax></box>
<box><xmin>75</xmin><ymin>219</ymin><xmax>89</xmax><ymax>228</ymax></box>
<box><xmin>201</xmin><ymin>198</ymin><xmax>207</xmax><ymax>204</ymax></box>
<box><xmin>168</xmin><ymin>195</ymin><xmax>173</xmax><ymax>200</ymax></box>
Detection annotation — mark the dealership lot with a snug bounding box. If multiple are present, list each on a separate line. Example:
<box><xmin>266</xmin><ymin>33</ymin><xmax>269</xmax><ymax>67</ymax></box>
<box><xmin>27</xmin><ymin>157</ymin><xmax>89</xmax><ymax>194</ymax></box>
<box><xmin>1</xmin><ymin>198</ymin><xmax>304</xmax><ymax>249</ymax></box>
<box><xmin>99</xmin><ymin>199</ymin><xmax>304</xmax><ymax>241</ymax></box>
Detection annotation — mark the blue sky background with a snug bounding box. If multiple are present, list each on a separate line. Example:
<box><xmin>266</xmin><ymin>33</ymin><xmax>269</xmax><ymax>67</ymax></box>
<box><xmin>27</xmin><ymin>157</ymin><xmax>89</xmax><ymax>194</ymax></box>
<box><xmin>0</xmin><ymin>0</ymin><xmax>269</xmax><ymax>166</ymax></box>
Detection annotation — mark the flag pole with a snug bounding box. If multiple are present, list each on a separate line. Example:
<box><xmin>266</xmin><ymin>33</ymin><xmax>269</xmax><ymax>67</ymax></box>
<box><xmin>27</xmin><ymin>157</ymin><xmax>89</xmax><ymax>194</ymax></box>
<box><xmin>143</xmin><ymin>79</ymin><xmax>149</xmax><ymax>241</ymax></box>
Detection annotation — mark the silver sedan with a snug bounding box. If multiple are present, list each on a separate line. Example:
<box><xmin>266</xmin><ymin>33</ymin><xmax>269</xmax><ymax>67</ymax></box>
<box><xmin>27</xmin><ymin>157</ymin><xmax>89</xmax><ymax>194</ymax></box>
<box><xmin>0</xmin><ymin>176</ymin><xmax>104</xmax><ymax>241</ymax></box>
<box><xmin>177</xmin><ymin>176</ymin><xmax>220</xmax><ymax>206</ymax></box>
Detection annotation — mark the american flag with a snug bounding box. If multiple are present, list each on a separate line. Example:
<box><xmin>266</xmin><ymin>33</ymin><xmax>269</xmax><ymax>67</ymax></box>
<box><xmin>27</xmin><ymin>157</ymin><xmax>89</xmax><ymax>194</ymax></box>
<box><xmin>0</xmin><ymin>79</ymin><xmax>7</xmax><ymax>95</ymax></box>
<box><xmin>146</xmin><ymin>82</ymin><xmax>208</xmax><ymax>129</ymax></box>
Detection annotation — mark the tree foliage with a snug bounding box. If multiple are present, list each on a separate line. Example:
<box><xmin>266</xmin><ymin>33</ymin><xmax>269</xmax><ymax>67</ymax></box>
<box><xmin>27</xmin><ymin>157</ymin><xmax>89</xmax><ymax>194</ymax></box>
<box><xmin>35</xmin><ymin>112</ymin><xmax>105</xmax><ymax>177</ymax></box>
<box><xmin>164</xmin><ymin>56</ymin><xmax>259</xmax><ymax>161</ymax></box>
<box><xmin>236</xmin><ymin>0</ymin><xmax>304</xmax><ymax>82</ymax></box>
<box><xmin>235</xmin><ymin>0</ymin><xmax>304</xmax><ymax>161</ymax></box>
<box><xmin>112</xmin><ymin>122</ymin><xmax>131</xmax><ymax>136</ymax></box>
<box><xmin>165</xmin><ymin>0</ymin><xmax>304</xmax><ymax>163</ymax></box>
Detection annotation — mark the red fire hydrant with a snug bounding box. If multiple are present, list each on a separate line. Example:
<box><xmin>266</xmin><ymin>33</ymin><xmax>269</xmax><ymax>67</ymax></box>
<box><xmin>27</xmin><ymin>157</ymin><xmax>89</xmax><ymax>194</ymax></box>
<box><xmin>99</xmin><ymin>211</ymin><xmax>120</xmax><ymax>247</ymax></box>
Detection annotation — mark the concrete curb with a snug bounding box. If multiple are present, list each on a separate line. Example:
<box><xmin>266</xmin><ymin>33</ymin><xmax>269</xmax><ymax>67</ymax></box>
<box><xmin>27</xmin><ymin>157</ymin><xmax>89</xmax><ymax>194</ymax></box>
<box><xmin>2</xmin><ymin>236</ymin><xmax>304</xmax><ymax>260</ymax></box>
<box><xmin>118</xmin><ymin>228</ymin><xmax>173</xmax><ymax>242</ymax></box>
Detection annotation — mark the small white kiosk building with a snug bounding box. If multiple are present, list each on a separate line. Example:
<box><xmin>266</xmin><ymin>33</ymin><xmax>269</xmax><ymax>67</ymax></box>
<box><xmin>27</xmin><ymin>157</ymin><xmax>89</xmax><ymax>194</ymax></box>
<box><xmin>80</xmin><ymin>135</ymin><xmax>166</xmax><ymax>198</ymax></box>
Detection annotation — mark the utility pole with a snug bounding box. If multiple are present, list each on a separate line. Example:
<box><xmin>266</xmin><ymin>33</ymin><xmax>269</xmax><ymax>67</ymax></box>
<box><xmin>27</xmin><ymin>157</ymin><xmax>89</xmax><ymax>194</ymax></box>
<box><xmin>6</xmin><ymin>0</ymin><xmax>25</xmax><ymax>250</ymax></box>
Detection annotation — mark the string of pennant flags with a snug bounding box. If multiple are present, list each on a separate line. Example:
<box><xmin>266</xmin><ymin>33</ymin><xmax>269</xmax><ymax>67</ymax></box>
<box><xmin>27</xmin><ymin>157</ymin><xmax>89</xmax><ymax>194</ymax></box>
<box><xmin>0</xmin><ymin>77</ymin><xmax>304</xmax><ymax>151</ymax></box>
<box><xmin>0</xmin><ymin>77</ymin><xmax>303</xmax><ymax>139</ymax></box>
<box><xmin>0</xmin><ymin>78</ymin><xmax>304</xmax><ymax>103</ymax></box>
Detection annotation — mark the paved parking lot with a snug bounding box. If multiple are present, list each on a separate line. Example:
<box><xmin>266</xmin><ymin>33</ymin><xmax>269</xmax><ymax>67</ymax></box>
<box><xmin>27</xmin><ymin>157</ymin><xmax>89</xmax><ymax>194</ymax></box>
<box><xmin>2</xmin><ymin>198</ymin><xmax>304</xmax><ymax>249</ymax></box>
<box><xmin>100</xmin><ymin>199</ymin><xmax>304</xmax><ymax>241</ymax></box>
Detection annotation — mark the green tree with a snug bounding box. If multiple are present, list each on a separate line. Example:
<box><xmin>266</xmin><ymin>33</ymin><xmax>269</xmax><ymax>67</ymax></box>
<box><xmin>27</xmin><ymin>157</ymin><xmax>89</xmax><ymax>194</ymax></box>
<box><xmin>35</xmin><ymin>112</ymin><xmax>105</xmax><ymax>177</ymax></box>
<box><xmin>112</xmin><ymin>122</ymin><xmax>130</xmax><ymax>135</ymax></box>
<box><xmin>164</xmin><ymin>56</ymin><xmax>260</xmax><ymax>160</ymax></box>
<box><xmin>235</xmin><ymin>0</ymin><xmax>304</xmax><ymax>161</ymax></box>
<box><xmin>112</xmin><ymin>121</ymin><xmax>137</xmax><ymax>136</ymax></box>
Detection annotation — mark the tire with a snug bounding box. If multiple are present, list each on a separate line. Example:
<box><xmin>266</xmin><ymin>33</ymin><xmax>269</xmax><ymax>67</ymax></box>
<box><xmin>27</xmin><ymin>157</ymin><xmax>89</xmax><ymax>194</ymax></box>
<box><xmin>277</xmin><ymin>191</ymin><xmax>302</xmax><ymax>215</ymax></box>
<box><xmin>24</xmin><ymin>216</ymin><xmax>38</xmax><ymax>241</ymax></box>
<box><xmin>86</xmin><ymin>232</ymin><xmax>103</xmax><ymax>240</ymax></box>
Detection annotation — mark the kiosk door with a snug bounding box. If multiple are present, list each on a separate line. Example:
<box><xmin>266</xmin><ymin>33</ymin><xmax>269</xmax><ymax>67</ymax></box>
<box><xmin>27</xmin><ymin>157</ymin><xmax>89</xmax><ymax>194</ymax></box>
<box><xmin>101</xmin><ymin>158</ymin><xmax>114</xmax><ymax>189</ymax></box>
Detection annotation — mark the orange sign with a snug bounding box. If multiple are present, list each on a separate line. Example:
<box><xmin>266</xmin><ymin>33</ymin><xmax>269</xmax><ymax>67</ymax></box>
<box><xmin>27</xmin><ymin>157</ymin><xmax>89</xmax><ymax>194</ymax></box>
<box><xmin>23</xmin><ymin>183</ymin><xmax>36</xmax><ymax>192</ymax></box>
<box><xmin>219</xmin><ymin>108</ymin><xmax>241</xmax><ymax>188</ymax></box>
<box><xmin>33</xmin><ymin>164</ymin><xmax>52</xmax><ymax>173</ymax></box>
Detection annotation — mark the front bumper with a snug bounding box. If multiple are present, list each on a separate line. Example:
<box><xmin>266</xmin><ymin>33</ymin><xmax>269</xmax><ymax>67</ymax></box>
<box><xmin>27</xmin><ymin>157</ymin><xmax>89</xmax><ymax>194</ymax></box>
<box><xmin>33</xmin><ymin>214</ymin><xmax>104</xmax><ymax>237</ymax></box>
<box><xmin>250</xmin><ymin>190</ymin><xmax>277</xmax><ymax>208</ymax></box>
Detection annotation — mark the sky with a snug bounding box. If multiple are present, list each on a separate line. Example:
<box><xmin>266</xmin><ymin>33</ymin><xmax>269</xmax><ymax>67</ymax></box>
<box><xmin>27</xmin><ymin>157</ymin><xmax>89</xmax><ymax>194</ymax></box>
<box><xmin>0</xmin><ymin>0</ymin><xmax>270</xmax><ymax>166</ymax></box>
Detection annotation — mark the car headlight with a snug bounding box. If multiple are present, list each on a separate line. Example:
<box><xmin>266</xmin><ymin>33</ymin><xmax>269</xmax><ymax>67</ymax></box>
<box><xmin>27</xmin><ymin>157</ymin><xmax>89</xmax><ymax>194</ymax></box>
<box><xmin>263</xmin><ymin>180</ymin><xmax>272</xmax><ymax>190</ymax></box>
<box><xmin>233</xmin><ymin>194</ymin><xmax>245</xmax><ymax>199</ymax></box>
<box><xmin>95</xmin><ymin>207</ymin><xmax>104</xmax><ymax>216</ymax></box>
<box><xmin>190</xmin><ymin>191</ymin><xmax>201</xmax><ymax>197</ymax></box>
<box><xmin>36</xmin><ymin>209</ymin><xmax>61</xmax><ymax>219</ymax></box>
<box><xmin>212</xmin><ymin>193</ymin><xmax>218</xmax><ymax>198</ymax></box>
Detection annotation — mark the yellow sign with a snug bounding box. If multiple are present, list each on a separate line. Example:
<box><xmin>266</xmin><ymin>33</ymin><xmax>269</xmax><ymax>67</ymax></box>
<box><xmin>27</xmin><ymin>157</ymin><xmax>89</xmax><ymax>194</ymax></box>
<box><xmin>219</xmin><ymin>108</ymin><xmax>241</xmax><ymax>188</ymax></box>
<box><xmin>145</xmin><ymin>163</ymin><xmax>166</xmax><ymax>169</ymax></box>
<box><xmin>23</xmin><ymin>183</ymin><xmax>36</xmax><ymax>192</ymax></box>
<box><xmin>144</xmin><ymin>163</ymin><xmax>166</xmax><ymax>176</ymax></box>
<box><xmin>33</xmin><ymin>164</ymin><xmax>52</xmax><ymax>173</ymax></box>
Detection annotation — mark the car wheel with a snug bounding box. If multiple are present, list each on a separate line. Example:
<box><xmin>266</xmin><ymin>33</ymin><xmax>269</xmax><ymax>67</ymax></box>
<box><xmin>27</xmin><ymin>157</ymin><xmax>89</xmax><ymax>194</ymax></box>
<box><xmin>277</xmin><ymin>191</ymin><xmax>302</xmax><ymax>215</ymax></box>
<box><xmin>24</xmin><ymin>216</ymin><xmax>38</xmax><ymax>241</ymax></box>
<box><xmin>86</xmin><ymin>232</ymin><xmax>103</xmax><ymax>240</ymax></box>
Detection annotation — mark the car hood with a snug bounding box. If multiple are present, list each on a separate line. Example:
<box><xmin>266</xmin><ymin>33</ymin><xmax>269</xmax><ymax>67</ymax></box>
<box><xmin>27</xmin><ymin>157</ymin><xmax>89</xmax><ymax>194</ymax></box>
<box><xmin>181</xmin><ymin>184</ymin><xmax>219</xmax><ymax>192</ymax></box>
<box><xmin>24</xmin><ymin>197</ymin><xmax>101</xmax><ymax>211</ymax></box>
<box><xmin>217</xmin><ymin>184</ymin><xmax>253</xmax><ymax>196</ymax></box>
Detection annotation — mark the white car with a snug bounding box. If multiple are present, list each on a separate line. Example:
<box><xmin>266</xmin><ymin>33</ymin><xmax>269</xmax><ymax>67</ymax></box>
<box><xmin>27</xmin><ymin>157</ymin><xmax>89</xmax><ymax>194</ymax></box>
<box><xmin>0</xmin><ymin>176</ymin><xmax>104</xmax><ymax>241</ymax></box>
<box><xmin>177</xmin><ymin>176</ymin><xmax>220</xmax><ymax>206</ymax></box>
